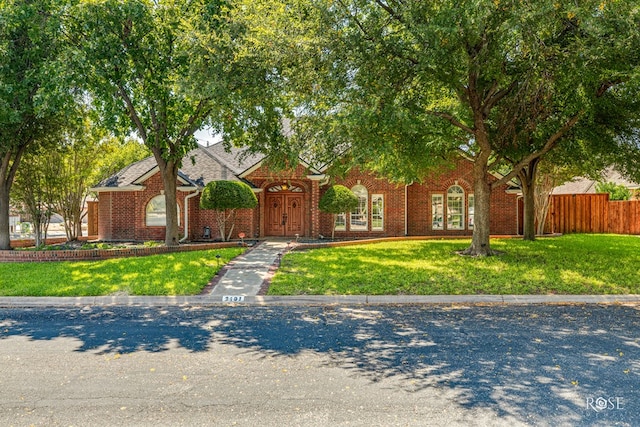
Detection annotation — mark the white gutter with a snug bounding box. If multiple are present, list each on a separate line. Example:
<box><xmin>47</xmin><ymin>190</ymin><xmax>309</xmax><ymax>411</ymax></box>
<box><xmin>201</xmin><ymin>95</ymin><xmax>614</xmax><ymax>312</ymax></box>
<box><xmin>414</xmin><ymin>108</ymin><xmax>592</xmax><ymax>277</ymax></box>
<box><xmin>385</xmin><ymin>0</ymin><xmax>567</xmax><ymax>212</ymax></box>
<box><xmin>405</xmin><ymin>184</ymin><xmax>409</xmax><ymax>236</ymax></box>
<box><xmin>180</xmin><ymin>189</ymin><xmax>200</xmax><ymax>243</ymax></box>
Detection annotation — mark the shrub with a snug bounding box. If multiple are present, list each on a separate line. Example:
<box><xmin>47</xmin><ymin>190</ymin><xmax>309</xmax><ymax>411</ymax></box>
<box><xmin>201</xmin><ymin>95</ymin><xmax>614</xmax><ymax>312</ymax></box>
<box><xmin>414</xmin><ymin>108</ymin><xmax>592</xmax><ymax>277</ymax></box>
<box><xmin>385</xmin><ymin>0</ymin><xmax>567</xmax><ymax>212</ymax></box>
<box><xmin>200</xmin><ymin>180</ymin><xmax>258</xmax><ymax>241</ymax></box>
<box><xmin>319</xmin><ymin>185</ymin><xmax>358</xmax><ymax>239</ymax></box>
<box><xmin>595</xmin><ymin>182</ymin><xmax>631</xmax><ymax>201</ymax></box>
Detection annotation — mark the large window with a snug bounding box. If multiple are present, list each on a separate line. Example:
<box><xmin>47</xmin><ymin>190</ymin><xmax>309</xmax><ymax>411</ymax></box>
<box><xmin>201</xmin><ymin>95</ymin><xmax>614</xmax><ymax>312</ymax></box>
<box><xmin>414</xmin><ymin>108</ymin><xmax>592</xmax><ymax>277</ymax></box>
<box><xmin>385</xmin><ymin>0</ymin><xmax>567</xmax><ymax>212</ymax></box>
<box><xmin>350</xmin><ymin>185</ymin><xmax>368</xmax><ymax>230</ymax></box>
<box><xmin>371</xmin><ymin>194</ymin><xmax>384</xmax><ymax>231</ymax></box>
<box><xmin>432</xmin><ymin>194</ymin><xmax>444</xmax><ymax>230</ymax></box>
<box><xmin>146</xmin><ymin>195</ymin><xmax>180</xmax><ymax>226</ymax></box>
<box><xmin>447</xmin><ymin>185</ymin><xmax>464</xmax><ymax>230</ymax></box>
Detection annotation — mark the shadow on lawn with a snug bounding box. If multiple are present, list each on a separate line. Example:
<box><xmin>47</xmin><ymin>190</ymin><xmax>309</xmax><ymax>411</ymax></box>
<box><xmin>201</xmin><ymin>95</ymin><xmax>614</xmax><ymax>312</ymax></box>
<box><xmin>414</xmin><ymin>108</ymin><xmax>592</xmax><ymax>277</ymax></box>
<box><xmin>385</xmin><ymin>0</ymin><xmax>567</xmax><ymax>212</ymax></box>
<box><xmin>1</xmin><ymin>304</ymin><xmax>639</xmax><ymax>425</ymax></box>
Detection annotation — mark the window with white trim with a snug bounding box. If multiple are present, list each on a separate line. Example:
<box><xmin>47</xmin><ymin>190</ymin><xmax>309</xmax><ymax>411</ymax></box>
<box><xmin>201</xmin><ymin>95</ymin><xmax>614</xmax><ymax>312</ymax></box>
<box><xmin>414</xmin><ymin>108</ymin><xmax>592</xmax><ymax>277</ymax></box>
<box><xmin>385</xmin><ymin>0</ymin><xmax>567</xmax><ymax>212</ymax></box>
<box><xmin>146</xmin><ymin>195</ymin><xmax>180</xmax><ymax>226</ymax></box>
<box><xmin>447</xmin><ymin>185</ymin><xmax>465</xmax><ymax>230</ymax></box>
<box><xmin>335</xmin><ymin>213</ymin><xmax>346</xmax><ymax>231</ymax></box>
<box><xmin>350</xmin><ymin>185</ymin><xmax>368</xmax><ymax>230</ymax></box>
<box><xmin>468</xmin><ymin>194</ymin><xmax>475</xmax><ymax>229</ymax></box>
<box><xmin>432</xmin><ymin>194</ymin><xmax>443</xmax><ymax>230</ymax></box>
<box><xmin>371</xmin><ymin>194</ymin><xmax>384</xmax><ymax>231</ymax></box>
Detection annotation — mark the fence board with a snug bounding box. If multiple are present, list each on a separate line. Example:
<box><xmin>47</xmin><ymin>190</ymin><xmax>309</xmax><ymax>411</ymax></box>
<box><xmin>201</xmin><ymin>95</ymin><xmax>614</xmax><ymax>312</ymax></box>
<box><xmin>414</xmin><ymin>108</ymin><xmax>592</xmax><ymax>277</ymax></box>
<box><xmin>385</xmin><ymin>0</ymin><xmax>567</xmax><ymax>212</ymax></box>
<box><xmin>545</xmin><ymin>194</ymin><xmax>640</xmax><ymax>235</ymax></box>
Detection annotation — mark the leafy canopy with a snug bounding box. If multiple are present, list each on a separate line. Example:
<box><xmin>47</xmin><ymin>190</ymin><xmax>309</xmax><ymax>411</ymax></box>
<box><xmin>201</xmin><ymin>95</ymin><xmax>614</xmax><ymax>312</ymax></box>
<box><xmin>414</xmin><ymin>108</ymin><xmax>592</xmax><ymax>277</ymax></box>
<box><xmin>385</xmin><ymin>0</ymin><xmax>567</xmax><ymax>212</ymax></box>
<box><xmin>595</xmin><ymin>182</ymin><xmax>632</xmax><ymax>201</ymax></box>
<box><xmin>200</xmin><ymin>180</ymin><xmax>258</xmax><ymax>211</ymax></box>
<box><xmin>319</xmin><ymin>185</ymin><xmax>358</xmax><ymax>214</ymax></box>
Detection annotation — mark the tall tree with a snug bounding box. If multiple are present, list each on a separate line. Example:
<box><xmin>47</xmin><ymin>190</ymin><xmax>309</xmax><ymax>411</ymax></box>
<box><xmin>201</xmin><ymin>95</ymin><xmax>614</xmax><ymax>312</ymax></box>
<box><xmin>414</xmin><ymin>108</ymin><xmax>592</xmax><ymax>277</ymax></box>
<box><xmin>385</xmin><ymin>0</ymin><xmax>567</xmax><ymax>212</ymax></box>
<box><xmin>46</xmin><ymin>113</ymin><xmax>107</xmax><ymax>241</ymax></box>
<box><xmin>67</xmin><ymin>0</ymin><xmax>284</xmax><ymax>246</ymax></box>
<box><xmin>11</xmin><ymin>148</ymin><xmax>57</xmax><ymax>247</ymax></box>
<box><xmin>243</xmin><ymin>0</ymin><xmax>640</xmax><ymax>255</ymax></box>
<box><xmin>0</xmin><ymin>0</ymin><xmax>72</xmax><ymax>250</ymax></box>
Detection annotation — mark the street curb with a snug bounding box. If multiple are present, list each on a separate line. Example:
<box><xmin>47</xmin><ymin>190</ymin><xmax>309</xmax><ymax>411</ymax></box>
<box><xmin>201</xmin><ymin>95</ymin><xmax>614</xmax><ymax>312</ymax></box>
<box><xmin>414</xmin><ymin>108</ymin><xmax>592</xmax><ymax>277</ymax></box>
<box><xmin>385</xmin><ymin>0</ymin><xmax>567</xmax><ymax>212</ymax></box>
<box><xmin>0</xmin><ymin>294</ymin><xmax>639</xmax><ymax>308</ymax></box>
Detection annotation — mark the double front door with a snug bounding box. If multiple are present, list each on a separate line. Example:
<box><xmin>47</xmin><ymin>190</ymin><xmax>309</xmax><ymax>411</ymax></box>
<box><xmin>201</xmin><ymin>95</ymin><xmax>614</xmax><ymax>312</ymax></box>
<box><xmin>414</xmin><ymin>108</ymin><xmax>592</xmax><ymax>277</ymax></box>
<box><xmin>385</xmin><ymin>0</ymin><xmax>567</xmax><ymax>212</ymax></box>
<box><xmin>265</xmin><ymin>193</ymin><xmax>304</xmax><ymax>237</ymax></box>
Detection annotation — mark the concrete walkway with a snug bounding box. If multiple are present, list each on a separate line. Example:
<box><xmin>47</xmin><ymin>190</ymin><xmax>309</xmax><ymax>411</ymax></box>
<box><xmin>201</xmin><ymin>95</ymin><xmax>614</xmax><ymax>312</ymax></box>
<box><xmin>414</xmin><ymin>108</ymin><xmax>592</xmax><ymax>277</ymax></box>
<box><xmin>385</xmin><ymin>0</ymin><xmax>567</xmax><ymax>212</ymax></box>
<box><xmin>209</xmin><ymin>240</ymin><xmax>291</xmax><ymax>297</ymax></box>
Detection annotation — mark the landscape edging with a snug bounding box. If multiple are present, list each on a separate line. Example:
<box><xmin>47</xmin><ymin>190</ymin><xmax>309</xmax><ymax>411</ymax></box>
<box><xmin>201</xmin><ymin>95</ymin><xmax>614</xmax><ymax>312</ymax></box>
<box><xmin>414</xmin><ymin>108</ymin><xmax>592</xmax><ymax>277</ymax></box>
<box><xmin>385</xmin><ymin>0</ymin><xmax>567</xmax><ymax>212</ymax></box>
<box><xmin>0</xmin><ymin>242</ymin><xmax>241</xmax><ymax>263</ymax></box>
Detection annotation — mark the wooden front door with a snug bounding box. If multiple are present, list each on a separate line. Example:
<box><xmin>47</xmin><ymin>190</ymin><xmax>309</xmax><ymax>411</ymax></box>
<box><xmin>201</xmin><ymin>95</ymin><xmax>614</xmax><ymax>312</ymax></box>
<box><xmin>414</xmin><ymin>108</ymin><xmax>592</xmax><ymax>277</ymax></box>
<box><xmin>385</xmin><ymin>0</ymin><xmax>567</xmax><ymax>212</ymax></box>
<box><xmin>265</xmin><ymin>193</ymin><xmax>304</xmax><ymax>236</ymax></box>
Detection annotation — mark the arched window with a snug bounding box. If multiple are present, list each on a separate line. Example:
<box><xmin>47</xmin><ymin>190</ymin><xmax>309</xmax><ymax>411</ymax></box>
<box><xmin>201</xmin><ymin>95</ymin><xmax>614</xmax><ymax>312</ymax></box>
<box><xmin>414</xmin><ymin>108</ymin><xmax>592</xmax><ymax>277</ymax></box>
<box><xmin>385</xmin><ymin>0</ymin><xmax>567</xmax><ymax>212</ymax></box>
<box><xmin>350</xmin><ymin>185</ymin><xmax>368</xmax><ymax>230</ymax></box>
<box><xmin>267</xmin><ymin>183</ymin><xmax>303</xmax><ymax>192</ymax></box>
<box><xmin>447</xmin><ymin>185</ymin><xmax>464</xmax><ymax>230</ymax></box>
<box><xmin>146</xmin><ymin>195</ymin><xmax>180</xmax><ymax>226</ymax></box>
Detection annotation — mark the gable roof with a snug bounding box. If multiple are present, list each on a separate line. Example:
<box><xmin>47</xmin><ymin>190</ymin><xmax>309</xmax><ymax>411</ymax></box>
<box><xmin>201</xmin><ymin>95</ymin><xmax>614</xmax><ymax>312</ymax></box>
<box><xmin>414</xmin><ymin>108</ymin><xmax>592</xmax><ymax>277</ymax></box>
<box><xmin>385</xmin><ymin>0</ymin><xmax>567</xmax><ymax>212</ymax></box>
<box><xmin>92</xmin><ymin>144</ymin><xmax>247</xmax><ymax>191</ymax></box>
<box><xmin>553</xmin><ymin>168</ymin><xmax>639</xmax><ymax>194</ymax></box>
<box><xmin>205</xmin><ymin>143</ymin><xmax>265</xmax><ymax>176</ymax></box>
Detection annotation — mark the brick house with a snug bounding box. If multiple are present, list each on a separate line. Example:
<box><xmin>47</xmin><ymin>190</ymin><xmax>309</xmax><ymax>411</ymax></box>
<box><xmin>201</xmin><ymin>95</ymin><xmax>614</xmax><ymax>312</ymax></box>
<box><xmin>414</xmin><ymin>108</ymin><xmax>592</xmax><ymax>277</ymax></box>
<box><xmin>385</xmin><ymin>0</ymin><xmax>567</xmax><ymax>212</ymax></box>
<box><xmin>91</xmin><ymin>144</ymin><xmax>520</xmax><ymax>241</ymax></box>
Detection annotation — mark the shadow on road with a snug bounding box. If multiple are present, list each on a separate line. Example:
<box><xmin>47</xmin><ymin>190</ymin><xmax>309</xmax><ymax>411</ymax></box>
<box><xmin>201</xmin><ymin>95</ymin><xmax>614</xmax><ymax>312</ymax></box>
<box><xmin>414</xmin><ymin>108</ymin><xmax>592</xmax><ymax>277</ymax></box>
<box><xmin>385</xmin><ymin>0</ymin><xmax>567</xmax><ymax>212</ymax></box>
<box><xmin>1</xmin><ymin>304</ymin><xmax>639</xmax><ymax>425</ymax></box>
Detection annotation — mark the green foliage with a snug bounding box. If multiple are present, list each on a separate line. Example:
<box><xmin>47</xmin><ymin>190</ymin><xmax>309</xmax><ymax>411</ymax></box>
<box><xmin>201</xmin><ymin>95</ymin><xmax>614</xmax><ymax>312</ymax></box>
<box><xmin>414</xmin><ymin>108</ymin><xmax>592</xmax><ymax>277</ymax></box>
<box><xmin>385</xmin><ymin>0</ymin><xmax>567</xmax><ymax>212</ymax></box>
<box><xmin>200</xmin><ymin>180</ymin><xmax>257</xmax><ymax>241</ymax></box>
<box><xmin>0</xmin><ymin>0</ymin><xmax>76</xmax><ymax>249</ymax></box>
<box><xmin>200</xmin><ymin>181</ymin><xmax>258</xmax><ymax>211</ymax></box>
<box><xmin>318</xmin><ymin>185</ymin><xmax>358</xmax><ymax>214</ymax></box>
<box><xmin>0</xmin><ymin>248</ymin><xmax>244</xmax><ymax>296</ymax></box>
<box><xmin>241</xmin><ymin>0</ymin><xmax>640</xmax><ymax>254</ymax></box>
<box><xmin>92</xmin><ymin>137</ymin><xmax>150</xmax><ymax>186</ymax></box>
<box><xmin>595</xmin><ymin>182</ymin><xmax>632</xmax><ymax>201</ymax></box>
<box><xmin>270</xmin><ymin>235</ymin><xmax>640</xmax><ymax>295</ymax></box>
<box><xmin>66</xmin><ymin>0</ymin><xmax>285</xmax><ymax>245</ymax></box>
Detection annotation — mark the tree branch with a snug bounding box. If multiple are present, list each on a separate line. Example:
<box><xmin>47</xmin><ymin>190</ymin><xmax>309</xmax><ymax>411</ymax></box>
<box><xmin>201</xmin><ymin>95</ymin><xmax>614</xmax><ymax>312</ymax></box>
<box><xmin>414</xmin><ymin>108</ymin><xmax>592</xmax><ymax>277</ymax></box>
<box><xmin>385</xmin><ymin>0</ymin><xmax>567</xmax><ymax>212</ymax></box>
<box><xmin>491</xmin><ymin>112</ymin><xmax>583</xmax><ymax>188</ymax></box>
<box><xmin>375</xmin><ymin>0</ymin><xmax>405</xmax><ymax>25</ymax></box>
<box><xmin>483</xmin><ymin>80</ymin><xmax>518</xmax><ymax>117</ymax></box>
<box><xmin>116</xmin><ymin>84</ymin><xmax>148</xmax><ymax>142</ymax></box>
<box><xmin>425</xmin><ymin>110</ymin><xmax>475</xmax><ymax>134</ymax></box>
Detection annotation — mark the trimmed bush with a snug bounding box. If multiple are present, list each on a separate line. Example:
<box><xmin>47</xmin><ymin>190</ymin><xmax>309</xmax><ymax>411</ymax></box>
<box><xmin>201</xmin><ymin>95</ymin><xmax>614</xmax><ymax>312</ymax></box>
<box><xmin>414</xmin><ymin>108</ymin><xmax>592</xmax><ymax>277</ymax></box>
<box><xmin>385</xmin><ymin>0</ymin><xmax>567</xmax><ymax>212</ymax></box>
<box><xmin>200</xmin><ymin>180</ymin><xmax>258</xmax><ymax>241</ymax></box>
<box><xmin>319</xmin><ymin>185</ymin><xmax>358</xmax><ymax>239</ymax></box>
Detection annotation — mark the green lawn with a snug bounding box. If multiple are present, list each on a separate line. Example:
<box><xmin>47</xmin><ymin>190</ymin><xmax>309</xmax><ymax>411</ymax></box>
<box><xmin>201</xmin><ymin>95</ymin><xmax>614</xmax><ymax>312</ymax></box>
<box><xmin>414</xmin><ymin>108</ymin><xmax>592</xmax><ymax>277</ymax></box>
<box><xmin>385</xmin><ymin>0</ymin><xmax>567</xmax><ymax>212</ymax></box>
<box><xmin>0</xmin><ymin>248</ymin><xmax>245</xmax><ymax>296</ymax></box>
<box><xmin>269</xmin><ymin>234</ymin><xmax>640</xmax><ymax>295</ymax></box>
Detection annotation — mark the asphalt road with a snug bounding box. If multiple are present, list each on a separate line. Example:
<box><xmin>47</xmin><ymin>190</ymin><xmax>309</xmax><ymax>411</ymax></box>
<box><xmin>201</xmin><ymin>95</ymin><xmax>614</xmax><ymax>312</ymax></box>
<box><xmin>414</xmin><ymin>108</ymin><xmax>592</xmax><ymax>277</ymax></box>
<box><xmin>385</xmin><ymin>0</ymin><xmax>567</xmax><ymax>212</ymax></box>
<box><xmin>0</xmin><ymin>304</ymin><xmax>638</xmax><ymax>426</ymax></box>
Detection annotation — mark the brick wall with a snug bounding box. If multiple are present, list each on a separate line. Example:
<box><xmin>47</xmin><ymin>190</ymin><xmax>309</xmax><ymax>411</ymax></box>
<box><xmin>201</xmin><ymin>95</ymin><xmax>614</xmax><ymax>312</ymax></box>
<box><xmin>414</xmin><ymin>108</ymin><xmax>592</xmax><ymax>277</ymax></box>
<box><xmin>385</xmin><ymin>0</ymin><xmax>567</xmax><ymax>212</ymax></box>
<box><xmin>95</xmin><ymin>157</ymin><xmax>519</xmax><ymax>241</ymax></box>
<box><xmin>406</xmin><ymin>158</ymin><xmax>518</xmax><ymax>236</ymax></box>
<box><xmin>320</xmin><ymin>168</ymin><xmax>407</xmax><ymax>238</ymax></box>
<box><xmin>190</xmin><ymin>196</ymin><xmax>257</xmax><ymax>241</ymax></box>
<box><xmin>407</xmin><ymin>159</ymin><xmax>475</xmax><ymax>236</ymax></box>
<box><xmin>0</xmin><ymin>242</ymin><xmax>241</xmax><ymax>263</ymax></box>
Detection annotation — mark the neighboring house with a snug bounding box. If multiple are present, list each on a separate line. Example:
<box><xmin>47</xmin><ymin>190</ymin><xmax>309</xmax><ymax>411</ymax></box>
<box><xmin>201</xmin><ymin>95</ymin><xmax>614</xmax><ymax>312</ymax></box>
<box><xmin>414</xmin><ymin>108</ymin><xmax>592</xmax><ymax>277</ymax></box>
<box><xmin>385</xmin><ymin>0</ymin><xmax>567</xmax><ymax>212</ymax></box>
<box><xmin>91</xmin><ymin>144</ymin><xmax>520</xmax><ymax>241</ymax></box>
<box><xmin>553</xmin><ymin>168</ymin><xmax>640</xmax><ymax>198</ymax></box>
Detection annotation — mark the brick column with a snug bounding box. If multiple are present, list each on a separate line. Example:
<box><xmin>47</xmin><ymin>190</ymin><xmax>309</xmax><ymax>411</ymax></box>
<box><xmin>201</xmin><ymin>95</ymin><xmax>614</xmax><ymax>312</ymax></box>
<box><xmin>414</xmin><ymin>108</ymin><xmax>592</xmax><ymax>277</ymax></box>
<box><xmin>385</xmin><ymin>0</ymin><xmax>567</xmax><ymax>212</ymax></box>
<box><xmin>307</xmin><ymin>174</ymin><xmax>326</xmax><ymax>238</ymax></box>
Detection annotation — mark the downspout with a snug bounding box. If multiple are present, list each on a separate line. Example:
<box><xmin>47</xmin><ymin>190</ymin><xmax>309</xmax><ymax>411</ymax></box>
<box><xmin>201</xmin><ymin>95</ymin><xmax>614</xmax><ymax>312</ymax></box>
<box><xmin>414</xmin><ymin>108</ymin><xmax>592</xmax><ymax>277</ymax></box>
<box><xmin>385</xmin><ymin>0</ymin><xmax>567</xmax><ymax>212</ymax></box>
<box><xmin>405</xmin><ymin>184</ymin><xmax>409</xmax><ymax>236</ymax></box>
<box><xmin>516</xmin><ymin>195</ymin><xmax>522</xmax><ymax>236</ymax></box>
<box><xmin>180</xmin><ymin>189</ymin><xmax>200</xmax><ymax>243</ymax></box>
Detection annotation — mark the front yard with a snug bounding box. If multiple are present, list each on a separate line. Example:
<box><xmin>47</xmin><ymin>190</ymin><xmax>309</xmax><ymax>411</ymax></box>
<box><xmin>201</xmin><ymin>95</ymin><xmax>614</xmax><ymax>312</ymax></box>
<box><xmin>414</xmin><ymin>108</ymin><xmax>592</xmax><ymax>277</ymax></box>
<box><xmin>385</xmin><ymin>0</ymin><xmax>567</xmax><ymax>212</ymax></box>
<box><xmin>0</xmin><ymin>248</ymin><xmax>244</xmax><ymax>296</ymax></box>
<box><xmin>1</xmin><ymin>234</ymin><xmax>638</xmax><ymax>297</ymax></box>
<box><xmin>269</xmin><ymin>234</ymin><xmax>640</xmax><ymax>295</ymax></box>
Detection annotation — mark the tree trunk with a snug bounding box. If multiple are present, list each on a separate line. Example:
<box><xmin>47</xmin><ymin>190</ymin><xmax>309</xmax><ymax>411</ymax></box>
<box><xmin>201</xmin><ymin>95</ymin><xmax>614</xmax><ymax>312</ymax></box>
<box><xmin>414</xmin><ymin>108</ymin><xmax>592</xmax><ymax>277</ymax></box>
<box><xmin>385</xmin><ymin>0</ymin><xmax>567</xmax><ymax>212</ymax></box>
<box><xmin>535</xmin><ymin>172</ymin><xmax>555</xmax><ymax>236</ymax></box>
<box><xmin>0</xmin><ymin>183</ymin><xmax>11</xmax><ymax>250</ymax></box>
<box><xmin>0</xmin><ymin>147</ymin><xmax>25</xmax><ymax>250</ymax></box>
<box><xmin>521</xmin><ymin>177</ymin><xmax>536</xmax><ymax>241</ymax></box>
<box><xmin>33</xmin><ymin>214</ymin><xmax>43</xmax><ymax>247</ymax></box>
<box><xmin>462</xmin><ymin>154</ymin><xmax>493</xmax><ymax>256</ymax></box>
<box><xmin>158</xmin><ymin>160</ymin><xmax>180</xmax><ymax>247</ymax></box>
<box><xmin>216</xmin><ymin>210</ymin><xmax>227</xmax><ymax>241</ymax></box>
<box><xmin>519</xmin><ymin>158</ymin><xmax>540</xmax><ymax>241</ymax></box>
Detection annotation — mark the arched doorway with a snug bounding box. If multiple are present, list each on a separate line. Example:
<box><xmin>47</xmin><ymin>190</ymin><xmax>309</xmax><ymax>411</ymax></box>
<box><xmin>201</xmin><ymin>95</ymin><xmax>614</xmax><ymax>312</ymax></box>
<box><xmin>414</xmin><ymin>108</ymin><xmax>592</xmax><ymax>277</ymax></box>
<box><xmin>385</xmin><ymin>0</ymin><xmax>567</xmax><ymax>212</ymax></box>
<box><xmin>265</xmin><ymin>183</ymin><xmax>305</xmax><ymax>237</ymax></box>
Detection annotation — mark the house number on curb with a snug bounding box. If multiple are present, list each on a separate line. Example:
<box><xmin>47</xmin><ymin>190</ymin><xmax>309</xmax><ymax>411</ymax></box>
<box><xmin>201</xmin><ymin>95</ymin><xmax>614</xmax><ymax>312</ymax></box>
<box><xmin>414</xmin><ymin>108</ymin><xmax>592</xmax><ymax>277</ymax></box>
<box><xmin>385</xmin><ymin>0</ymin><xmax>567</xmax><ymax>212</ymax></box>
<box><xmin>222</xmin><ymin>295</ymin><xmax>245</xmax><ymax>302</ymax></box>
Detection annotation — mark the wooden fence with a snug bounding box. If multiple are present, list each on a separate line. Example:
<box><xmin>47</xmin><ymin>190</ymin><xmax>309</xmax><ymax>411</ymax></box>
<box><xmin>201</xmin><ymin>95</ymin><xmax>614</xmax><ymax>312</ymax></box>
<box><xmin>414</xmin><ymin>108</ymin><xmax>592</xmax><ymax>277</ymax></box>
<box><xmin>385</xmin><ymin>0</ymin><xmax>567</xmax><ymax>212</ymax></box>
<box><xmin>544</xmin><ymin>193</ymin><xmax>640</xmax><ymax>235</ymax></box>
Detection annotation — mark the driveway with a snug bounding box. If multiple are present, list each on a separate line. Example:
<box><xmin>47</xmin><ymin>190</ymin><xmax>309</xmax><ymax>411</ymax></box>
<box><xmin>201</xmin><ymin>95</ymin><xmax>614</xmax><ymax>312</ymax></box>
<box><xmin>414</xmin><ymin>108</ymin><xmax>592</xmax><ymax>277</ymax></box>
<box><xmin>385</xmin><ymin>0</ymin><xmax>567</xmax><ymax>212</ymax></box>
<box><xmin>0</xmin><ymin>304</ymin><xmax>638</xmax><ymax>426</ymax></box>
